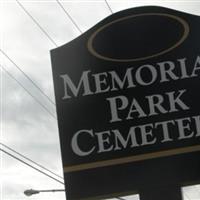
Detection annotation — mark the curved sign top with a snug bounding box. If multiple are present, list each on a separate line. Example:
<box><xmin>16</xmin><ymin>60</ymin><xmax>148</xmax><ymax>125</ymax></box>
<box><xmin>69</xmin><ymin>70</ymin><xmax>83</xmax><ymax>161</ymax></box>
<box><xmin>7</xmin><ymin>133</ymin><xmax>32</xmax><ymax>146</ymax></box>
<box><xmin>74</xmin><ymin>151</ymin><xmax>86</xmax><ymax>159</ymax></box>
<box><xmin>51</xmin><ymin>6</ymin><xmax>200</xmax><ymax>200</ymax></box>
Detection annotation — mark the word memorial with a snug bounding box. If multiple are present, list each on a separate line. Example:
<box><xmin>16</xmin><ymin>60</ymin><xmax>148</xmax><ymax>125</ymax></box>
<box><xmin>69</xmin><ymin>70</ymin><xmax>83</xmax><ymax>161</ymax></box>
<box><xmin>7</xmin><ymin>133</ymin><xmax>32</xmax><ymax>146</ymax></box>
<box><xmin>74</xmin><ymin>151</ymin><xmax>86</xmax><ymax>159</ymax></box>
<box><xmin>51</xmin><ymin>6</ymin><xmax>200</xmax><ymax>200</ymax></box>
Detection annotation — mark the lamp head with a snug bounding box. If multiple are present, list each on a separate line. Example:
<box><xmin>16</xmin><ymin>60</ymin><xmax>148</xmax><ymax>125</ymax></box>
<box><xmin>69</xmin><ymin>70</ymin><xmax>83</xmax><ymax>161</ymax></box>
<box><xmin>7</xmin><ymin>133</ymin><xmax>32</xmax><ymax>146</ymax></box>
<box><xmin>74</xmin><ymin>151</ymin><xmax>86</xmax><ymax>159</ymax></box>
<box><xmin>24</xmin><ymin>189</ymin><xmax>40</xmax><ymax>196</ymax></box>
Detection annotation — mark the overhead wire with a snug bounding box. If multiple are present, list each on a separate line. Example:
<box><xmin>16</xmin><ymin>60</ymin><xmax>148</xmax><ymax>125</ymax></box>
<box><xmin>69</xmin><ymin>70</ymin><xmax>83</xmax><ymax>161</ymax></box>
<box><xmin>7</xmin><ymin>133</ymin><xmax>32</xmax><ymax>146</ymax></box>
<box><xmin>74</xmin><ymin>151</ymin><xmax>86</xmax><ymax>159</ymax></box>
<box><xmin>0</xmin><ymin>143</ymin><xmax>63</xmax><ymax>180</ymax></box>
<box><xmin>0</xmin><ymin>49</ymin><xmax>56</xmax><ymax>106</ymax></box>
<box><xmin>1</xmin><ymin>65</ymin><xmax>57</xmax><ymax>120</ymax></box>
<box><xmin>105</xmin><ymin>0</ymin><xmax>113</xmax><ymax>14</ymax></box>
<box><xmin>3</xmin><ymin>0</ymin><xmax>84</xmax><ymax>111</ymax></box>
<box><xmin>0</xmin><ymin>143</ymin><xmax>127</xmax><ymax>199</ymax></box>
<box><xmin>0</xmin><ymin>148</ymin><xmax>64</xmax><ymax>185</ymax></box>
<box><xmin>56</xmin><ymin>0</ymin><xmax>82</xmax><ymax>33</ymax></box>
<box><xmin>1</xmin><ymin>0</ymin><xmax>85</xmax><ymax>120</ymax></box>
<box><xmin>16</xmin><ymin>0</ymin><xmax>58</xmax><ymax>47</ymax></box>
<box><xmin>4</xmin><ymin>1</ymin><xmax>126</xmax><ymax>199</ymax></box>
<box><xmin>7</xmin><ymin>0</ymin><xmax>84</xmax><ymax>111</ymax></box>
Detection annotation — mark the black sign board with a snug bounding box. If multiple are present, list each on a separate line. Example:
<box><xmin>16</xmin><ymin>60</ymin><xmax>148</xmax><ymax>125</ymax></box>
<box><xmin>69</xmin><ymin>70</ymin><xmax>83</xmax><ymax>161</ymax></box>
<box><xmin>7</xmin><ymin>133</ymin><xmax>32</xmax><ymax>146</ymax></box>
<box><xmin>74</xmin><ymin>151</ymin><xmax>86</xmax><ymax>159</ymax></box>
<box><xmin>51</xmin><ymin>6</ymin><xmax>200</xmax><ymax>200</ymax></box>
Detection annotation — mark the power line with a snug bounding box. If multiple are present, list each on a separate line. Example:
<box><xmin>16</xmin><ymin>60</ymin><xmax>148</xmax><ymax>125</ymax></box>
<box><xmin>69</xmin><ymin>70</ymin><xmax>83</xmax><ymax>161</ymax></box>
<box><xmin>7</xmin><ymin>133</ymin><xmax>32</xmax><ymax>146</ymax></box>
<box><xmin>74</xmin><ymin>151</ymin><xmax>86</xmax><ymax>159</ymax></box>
<box><xmin>0</xmin><ymin>49</ymin><xmax>55</xmax><ymax>106</ymax></box>
<box><xmin>56</xmin><ymin>0</ymin><xmax>82</xmax><ymax>34</ymax></box>
<box><xmin>0</xmin><ymin>148</ymin><xmax>64</xmax><ymax>185</ymax></box>
<box><xmin>0</xmin><ymin>146</ymin><xmax>126</xmax><ymax>199</ymax></box>
<box><xmin>16</xmin><ymin>0</ymin><xmax>58</xmax><ymax>47</ymax></box>
<box><xmin>0</xmin><ymin>143</ymin><xmax>128</xmax><ymax>200</ymax></box>
<box><xmin>1</xmin><ymin>65</ymin><xmax>57</xmax><ymax>120</ymax></box>
<box><xmin>0</xmin><ymin>145</ymin><xmax>126</xmax><ymax>199</ymax></box>
<box><xmin>105</xmin><ymin>0</ymin><xmax>113</xmax><ymax>14</ymax></box>
<box><xmin>0</xmin><ymin>143</ymin><xmax>63</xmax><ymax>180</ymax></box>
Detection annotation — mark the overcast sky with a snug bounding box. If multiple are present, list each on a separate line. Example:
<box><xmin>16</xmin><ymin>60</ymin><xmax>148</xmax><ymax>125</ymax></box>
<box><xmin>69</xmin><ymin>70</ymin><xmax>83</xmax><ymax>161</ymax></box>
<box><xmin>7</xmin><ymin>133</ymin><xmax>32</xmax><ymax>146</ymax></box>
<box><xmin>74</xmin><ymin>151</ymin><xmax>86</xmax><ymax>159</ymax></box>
<box><xmin>1</xmin><ymin>0</ymin><xmax>200</xmax><ymax>200</ymax></box>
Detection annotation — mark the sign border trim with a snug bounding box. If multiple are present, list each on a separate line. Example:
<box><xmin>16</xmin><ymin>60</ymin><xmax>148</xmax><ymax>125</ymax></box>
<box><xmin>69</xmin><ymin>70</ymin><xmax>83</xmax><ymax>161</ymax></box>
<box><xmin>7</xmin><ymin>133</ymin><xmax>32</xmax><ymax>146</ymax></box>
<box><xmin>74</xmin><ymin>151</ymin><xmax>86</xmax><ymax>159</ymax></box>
<box><xmin>64</xmin><ymin>144</ymin><xmax>200</xmax><ymax>173</ymax></box>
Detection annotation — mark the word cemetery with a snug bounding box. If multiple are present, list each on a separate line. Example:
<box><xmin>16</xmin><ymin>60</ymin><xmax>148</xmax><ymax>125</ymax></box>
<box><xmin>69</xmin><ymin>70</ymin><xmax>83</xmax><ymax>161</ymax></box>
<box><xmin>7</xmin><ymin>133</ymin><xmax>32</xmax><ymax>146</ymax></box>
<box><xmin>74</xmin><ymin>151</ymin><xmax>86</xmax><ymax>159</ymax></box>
<box><xmin>60</xmin><ymin>56</ymin><xmax>200</xmax><ymax>157</ymax></box>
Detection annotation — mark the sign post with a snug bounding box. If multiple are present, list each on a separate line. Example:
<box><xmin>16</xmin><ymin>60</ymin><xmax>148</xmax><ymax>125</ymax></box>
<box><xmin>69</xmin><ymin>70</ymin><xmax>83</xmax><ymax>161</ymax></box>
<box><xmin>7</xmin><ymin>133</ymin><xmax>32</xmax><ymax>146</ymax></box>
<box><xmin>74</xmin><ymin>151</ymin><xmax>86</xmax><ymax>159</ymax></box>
<box><xmin>51</xmin><ymin>6</ymin><xmax>200</xmax><ymax>200</ymax></box>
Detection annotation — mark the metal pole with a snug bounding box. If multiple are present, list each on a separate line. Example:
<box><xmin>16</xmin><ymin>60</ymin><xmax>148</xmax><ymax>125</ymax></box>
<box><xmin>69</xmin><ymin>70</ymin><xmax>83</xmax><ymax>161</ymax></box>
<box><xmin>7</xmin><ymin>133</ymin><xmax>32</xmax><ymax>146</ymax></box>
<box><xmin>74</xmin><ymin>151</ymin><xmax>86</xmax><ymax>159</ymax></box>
<box><xmin>24</xmin><ymin>189</ymin><xmax>65</xmax><ymax>196</ymax></box>
<box><xmin>38</xmin><ymin>189</ymin><xmax>65</xmax><ymax>193</ymax></box>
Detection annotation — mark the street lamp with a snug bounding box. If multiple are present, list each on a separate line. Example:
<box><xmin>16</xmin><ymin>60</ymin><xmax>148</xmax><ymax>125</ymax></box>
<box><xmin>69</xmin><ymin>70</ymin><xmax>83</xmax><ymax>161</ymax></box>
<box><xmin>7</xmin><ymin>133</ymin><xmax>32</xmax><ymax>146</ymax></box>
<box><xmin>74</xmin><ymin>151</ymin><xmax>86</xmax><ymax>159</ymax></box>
<box><xmin>24</xmin><ymin>189</ymin><xmax>65</xmax><ymax>196</ymax></box>
<box><xmin>24</xmin><ymin>189</ymin><xmax>125</xmax><ymax>200</ymax></box>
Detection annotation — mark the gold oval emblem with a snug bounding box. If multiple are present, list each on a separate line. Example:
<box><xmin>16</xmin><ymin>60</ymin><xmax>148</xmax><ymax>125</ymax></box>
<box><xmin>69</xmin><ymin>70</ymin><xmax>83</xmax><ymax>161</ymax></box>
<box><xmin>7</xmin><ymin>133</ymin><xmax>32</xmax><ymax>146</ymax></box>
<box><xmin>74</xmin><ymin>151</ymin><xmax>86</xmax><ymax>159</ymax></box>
<box><xmin>87</xmin><ymin>13</ymin><xmax>189</xmax><ymax>62</ymax></box>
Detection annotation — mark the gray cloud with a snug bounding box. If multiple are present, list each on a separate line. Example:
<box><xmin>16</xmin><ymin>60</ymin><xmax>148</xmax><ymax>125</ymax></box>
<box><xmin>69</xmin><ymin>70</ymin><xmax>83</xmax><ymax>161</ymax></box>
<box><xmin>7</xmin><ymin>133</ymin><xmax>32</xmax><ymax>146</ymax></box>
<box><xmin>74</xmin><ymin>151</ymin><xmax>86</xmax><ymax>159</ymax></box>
<box><xmin>1</xmin><ymin>1</ymin><xmax>200</xmax><ymax>200</ymax></box>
